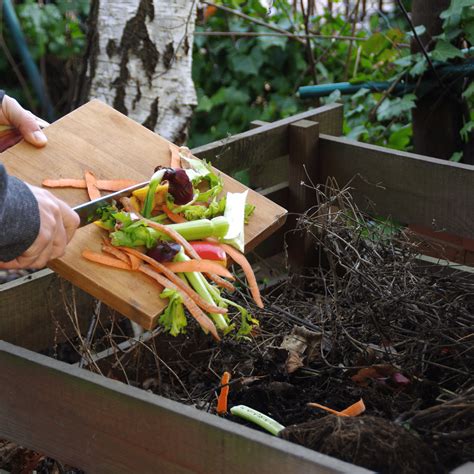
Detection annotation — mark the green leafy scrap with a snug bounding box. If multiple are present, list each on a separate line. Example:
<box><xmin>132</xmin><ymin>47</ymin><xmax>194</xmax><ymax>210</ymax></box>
<box><xmin>159</xmin><ymin>288</ymin><xmax>187</xmax><ymax>336</ymax></box>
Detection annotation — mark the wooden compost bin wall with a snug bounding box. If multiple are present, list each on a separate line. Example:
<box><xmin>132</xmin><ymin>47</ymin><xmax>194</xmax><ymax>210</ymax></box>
<box><xmin>0</xmin><ymin>104</ymin><xmax>371</xmax><ymax>473</ymax></box>
<box><xmin>1</xmin><ymin>102</ymin><xmax>473</xmax><ymax>472</ymax></box>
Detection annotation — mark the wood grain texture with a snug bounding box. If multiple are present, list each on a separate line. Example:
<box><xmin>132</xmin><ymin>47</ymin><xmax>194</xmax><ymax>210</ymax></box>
<box><xmin>0</xmin><ymin>341</ymin><xmax>368</xmax><ymax>474</ymax></box>
<box><xmin>288</xmin><ymin>120</ymin><xmax>320</xmax><ymax>270</ymax></box>
<box><xmin>0</xmin><ymin>269</ymin><xmax>93</xmax><ymax>351</ymax></box>
<box><xmin>319</xmin><ymin>134</ymin><xmax>474</xmax><ymax>240</ymax></box>
<box><xmin>0</xmin><ymin>100</ymin><xmax>287</xmax><ymax>329</ymax></box>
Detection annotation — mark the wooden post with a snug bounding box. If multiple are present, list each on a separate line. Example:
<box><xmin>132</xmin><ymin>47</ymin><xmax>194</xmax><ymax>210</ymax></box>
<box><xmin>288</xmin><ymin>120</ymin><xmax>320</xmax><ymax>271</ymax></box>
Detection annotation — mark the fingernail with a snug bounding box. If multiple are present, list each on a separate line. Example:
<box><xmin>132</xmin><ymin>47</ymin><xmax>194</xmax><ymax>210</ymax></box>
<box><xmin>32</xmin><ymin>130</ymin><xmax>47</xmax><ymax>145</ymax></box>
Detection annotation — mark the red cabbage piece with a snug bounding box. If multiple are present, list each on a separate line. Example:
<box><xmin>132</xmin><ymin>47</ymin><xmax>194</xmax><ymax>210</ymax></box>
<box><xmin>154</xmin><ymin>166</ymin><xmax>194</xmax><ymax>205</ymax></box>
<box><xmin>163</xmin><ymin>168</ymin><xmax>194</xmax><ymax>204</ymax></box>
<box><xmin>146</xmin><ymin>241</ymin><xmax>181</xmax><ymax>262</ymax></box>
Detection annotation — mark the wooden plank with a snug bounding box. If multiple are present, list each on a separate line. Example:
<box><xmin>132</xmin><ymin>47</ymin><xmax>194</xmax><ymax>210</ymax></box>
<box><xmin>0</xmin><ymin>341</ymin><xmax>369</xmax><ymax>474</ymax></box>
<box><xmin>319</xmin><ymin>134</ymin><xmax>474</xmax><ymax>240</ymax></box>
<box><xmin>288</xmin><ymin>120</ymin><xmax>320</xmax><ymax>270</ymax></box>
<box><xmin>0</xmin><ymin>100</ymin><xmax>287</xmax><ymax>329</ymax></box>
<box><xmin>192</xmin><ymin>103</ymin><xmax>343</xmax><ymax>174</ymax></box>
<box><xmin>0</xmin><ymin>270</ymin><xmax>93</xmax><ymax>352</ymax></box>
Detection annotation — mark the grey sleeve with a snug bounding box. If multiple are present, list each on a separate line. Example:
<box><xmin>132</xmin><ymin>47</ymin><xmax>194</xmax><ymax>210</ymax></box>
<box><xmin>0</xmin><ymin>164</ymin><xmax>40</xmax><ymax>262</ymax></box>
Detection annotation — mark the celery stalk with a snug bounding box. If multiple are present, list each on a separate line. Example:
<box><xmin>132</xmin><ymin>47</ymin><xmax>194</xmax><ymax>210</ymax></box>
<box><xmin>167</xmin><ymin>216</ymin><xmax>229</xmax><ymax>241</ymax></box>
<box><xmin>143</xmin><ymin>168</ymin><xmax>167</xmax><ymax>218</ymax></box>
<box><xmin>221</xmin><ymin>191</ymin><xmax>248</xmax><ymax>252</ymax></box>
<box><xmin>174</xmin><ymin>251</ymin><xmax>229</xmax><ymax>331</ymax></box>
<box><xmin>111</xmin><ymin>216</ymin><xmax>229</xmax><ymax>248</ymax></box>
<box><xmin>230</xmin><ymin>405</ymin><xmax>285</xmax><ymax>436</ymax></box>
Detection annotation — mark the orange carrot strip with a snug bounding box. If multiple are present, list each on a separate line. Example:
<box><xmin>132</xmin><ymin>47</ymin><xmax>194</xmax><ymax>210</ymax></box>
<box><xmin>82</xmin><ymin>249</ymin><xmax>131</xmax><ymax>270</ymax></box>
<box><xmin>101</xmin><ymin>242</ymin><xmax>130</xmax><ymax>264</ymax></box>
<box><xmin>308</xmin><ymin>399</ymin><xmax>366</xmax><ymax>417</ymax></box>
<box><xmin>127</xmin><ymin>253</ymin><xmax>142</xmax><ymax>271</ymax></box>
<box><xmin>139</xmin><ymin>264</ymin><xmax>219</xmax><ymax>341</ymax></box>
<box><xmin>169</xmin><ymin>144</ymin><xmax>181</xmax><ymax>169</ymax></box>
<box><xmin>217</xmin><ymin>371</ymin><xmax>231</xmax><ymax>415</ymax></box>
<box><xmin>119</xmin><ymin>247</ymin><xmax>227</xmax><ymax>315</ymax></box>
<box><xmin>218</xmin><ymin>243</ymin><xmax>263</xmax><ymax>308</ymax></box>
<box><xmin>162</xmin><ymin>204</ymin><xmax>187</xmax><ymax>223</ymax></box>
<box><xmin>42</xmin><ymin>178</ymin><xmax>87</xmax><ymax>189</ymax></box>
<box><xmin>101</xmin><ymin>240</ymin><xmax>142</xmax><ymax>270</ymax></box>
<box><xmin>340</xmin><ymin>399</ymin><xmax>366</xmax><ymax>416</ymax></box>
<box><xmin>143</xmin><ymin>218</ymin><xmax>235</xmax><ymax>292</ymax></box>
<box><xmin>84</xmin><ymin>171</ymin><xmax>101</xmax><ymax>201</ymax></box>
<box><xmin>42</xmin><ymin>178</ymin><xmax>139</xmax><ymax>191</ymax></box>
<box><xmin>164</xmin><ymin>260</ymin><xmax>235</xmax><ymax>280</ymax></box>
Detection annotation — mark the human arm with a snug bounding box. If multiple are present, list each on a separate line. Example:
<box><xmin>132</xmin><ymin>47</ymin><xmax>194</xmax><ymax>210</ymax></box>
<box><xmin>0</xmin><ymin>91</ymin><xmax>79</xmax><ymax>269</ymax></box>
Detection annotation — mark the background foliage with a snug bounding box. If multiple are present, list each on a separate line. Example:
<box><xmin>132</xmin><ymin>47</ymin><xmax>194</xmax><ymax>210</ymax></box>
<box><xmin>0</xmin><ymin>0</ymin><xmax>472</xmax><ymax>157</ymax></box>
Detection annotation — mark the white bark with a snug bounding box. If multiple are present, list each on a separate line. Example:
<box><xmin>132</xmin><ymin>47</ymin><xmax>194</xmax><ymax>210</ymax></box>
<box><xmin>84</xmin><ymin>0</ymin><xmax>197</xmax><ymax>143</ymax></box>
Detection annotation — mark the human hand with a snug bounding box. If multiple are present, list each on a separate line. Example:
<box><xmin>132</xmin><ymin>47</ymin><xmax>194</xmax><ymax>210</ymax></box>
<box><xmin>0</xmin><ymin>186</ymin><xmax>80</xmax><ymax>269</ymax></box>
<box><xmin>0</xmin><ymin>93</ymin><xmax>48</xmax><ymax>147</ymax></box>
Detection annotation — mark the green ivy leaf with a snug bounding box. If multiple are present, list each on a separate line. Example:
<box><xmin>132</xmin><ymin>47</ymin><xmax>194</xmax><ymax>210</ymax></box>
<box><xmin>431</xmin><ymin>40</ymin><xmax>464</xmax><ymax>62</ymax></box>
<box><xmin>465</xmin><ymin>19</ymin><xmax>474</xmax><ymax>43</ymax></box>
<box><xmin>388</xmin><ymin>125</ymin><xmax>412</xmax><ymax>150</ymax></box>
<box><xmin>362</xmin><ymin>32</ymin><xmax>389</xmax><ymax>57</ymax></box>
<box><xmin>460</xmin><ymin>120</ymin><xmax>474</xmax><ymax>142</ymax></box>
<box><xmin>377</xmin><ymin>94</ymin><xmax>416</xmax><ymax>122</ymax></box>
<box><xmin>195</xmin><ymin>95</ymin><xmax>213</xmax><ymax>113</ymax></box>
<box><xmin>450</xmin><ymin>151</ymin><xmax>463</xmax><ymax>162</ymax></box>
<box><xmin>463</xmin><ymin>82</ymin><xmax>474</xmax><ymax>99</ymax></box>
<box><xmin>440</xmin><ymin>0</ymin><xmax>473</xmax><ymax>19</ymax></box>
<box><xmin>230</xmin><ymin>53</ymin><xmax>259</xmax><ymax>76</ymax></box>
<box><xmin>409</xmin><ymin>57</ymin><xmax>428</xmax><ymax>77</ymax></box>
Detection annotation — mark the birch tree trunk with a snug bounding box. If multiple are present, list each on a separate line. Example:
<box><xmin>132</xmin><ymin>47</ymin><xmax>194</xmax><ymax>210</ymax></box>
<box><xmin>76</xmin><ymin>0</ymin><xmax>197</xmax><ymax>144</ymax></box>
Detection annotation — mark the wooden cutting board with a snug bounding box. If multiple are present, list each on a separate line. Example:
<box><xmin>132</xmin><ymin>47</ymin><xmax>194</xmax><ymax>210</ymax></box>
<box><xmin>1</xmin><ymin>100</ymin><xmax>287</xmax><ymax>329</ymax></box>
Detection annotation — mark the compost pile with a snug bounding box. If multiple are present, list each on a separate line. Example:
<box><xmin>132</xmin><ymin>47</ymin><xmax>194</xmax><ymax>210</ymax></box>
<box><xmin>5</xmin><ymin>184</ymin><xmax>472</xmax><ymax>474</ymax></box>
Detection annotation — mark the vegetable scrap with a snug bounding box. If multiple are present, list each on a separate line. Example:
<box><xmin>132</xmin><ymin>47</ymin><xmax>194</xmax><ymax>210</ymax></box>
<box><xmin>307</xmin><ymin>399</ymin><xmax>366</xmax><ymax>417</ymax></box>
<box><xmin>230</xmin><ymin>405</ymin><xmax>285</xmax><ymax>436</ymax></box>
<box><xmin>42</xmin><ymin>178</ymin><xmax>139</xmax><ymax>191</ymax></box>
<box><xmin>217</xmin><ymin>371</ymin><xmax>231</xmax><ymax>415</ymax></box>
<box><xmin>71</xmin><ymin>146</ymin><xmax>260</xmax><ymax>340</ymax></box>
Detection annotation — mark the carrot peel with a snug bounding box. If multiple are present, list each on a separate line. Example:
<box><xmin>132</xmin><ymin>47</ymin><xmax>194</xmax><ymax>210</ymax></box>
<box><xmin>307</xmin><ymin>398</ymin><xmax>365</xmax><ymax>417</ymax></box>
<box><xmin>84</xmin><ymin>171</ymin><xmax>101</xmax><ymax>201</ymax></box>
<box><xmin>219</xmin><ymin>243</ymin><xmax>263</xmax><ymax>308</ymax></box>
<box><xmin>217</xmin><ymin>371</ymin><xmax>231</xmax><ymax>415</ymax></box>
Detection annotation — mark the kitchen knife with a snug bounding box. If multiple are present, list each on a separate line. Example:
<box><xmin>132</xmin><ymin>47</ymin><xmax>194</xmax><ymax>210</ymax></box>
<box><xmin>73</xmin><ymin>181</ymin><xmax>149</xmax><ymax>227</ymax></box>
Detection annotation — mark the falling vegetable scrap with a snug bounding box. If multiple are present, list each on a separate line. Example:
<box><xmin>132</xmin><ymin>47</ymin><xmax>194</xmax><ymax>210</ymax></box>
<box><xmin>217</xmin><ymin>371</ymin><xmax>231</xmax><ymax>415</ymax></box>
<box><xmin>47</xmin><ymin>146</ymin><xmax>261</xmax><ymax>340</ymax></box>
<box><xmin>307</xmin><ymin>399</ymin><xmax>366</xmax><ymax>417</ymax></box>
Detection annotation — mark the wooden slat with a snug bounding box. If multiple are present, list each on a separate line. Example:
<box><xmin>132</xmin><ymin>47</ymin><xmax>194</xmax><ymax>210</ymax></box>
<box><xmin>0</xmin><ymin>100</ymin><xmax>287</xmax><ymax>329</ymax></box>
<box><xmin>0</xmin><ymin>341</ymin><xmax>369</xmax><ymax>474</ymax></box>
<box><xmin>288</xmin><ymin>120</ymin><xmax>320</xmax><ymax>270</ymax></box>
<box><xmin>192</xmin><ymin>103</ymin><xmax>343</xmax><ymax>174</ymax></box>
<box><xmin>0</xmin><ymin>270</ymin><xmax>93</xmax><ymax>351</ymax></box>
<box><xmin>319</xmin><ymin>134</ymin><xmax>474</xmax><ymax>240</ymax></box>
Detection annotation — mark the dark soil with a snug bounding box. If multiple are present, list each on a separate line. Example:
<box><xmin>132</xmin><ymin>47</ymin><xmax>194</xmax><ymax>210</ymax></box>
<box><xmin>2</xmin><ymin>185</ymin><xmax>473</xmax><ymax>473</ymax></box>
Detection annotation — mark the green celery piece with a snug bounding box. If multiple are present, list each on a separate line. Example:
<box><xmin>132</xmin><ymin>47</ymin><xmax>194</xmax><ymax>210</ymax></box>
<box><xmin>199</xmin><ymin>272</ymin><xmax>258</xmax><ymax>338</ymax></box>
<box><xmin>110</xmin><ymin>216</ymin><xmax>229</xmax><ymax>248</ymax></box>
<box><xmin>182</xmin><ymin>196</ymin><xmax>227</xmax><ymax>221</ymax></box>
<box><xmin>143</xmin><ymin>168</ymin><xmax>167</xmax><ymax>218</ymax></box>
<box><xmin>230</xmin><ymin>405</ymin><xmax>285</xmax><ymax>436</ymax></box>
<box><xmin>175</xmin><ymin>252</ymin><xmax>229</xmax><ymax>331</ymax></box>
<box><xmin>221</xmin><ymin>191</ymin><xmax>248</xmax><ymax>252</ymax></box>
<box><xmin>159</xmin><ymin>287</ymin><xmax>187</xmax><ymax>336</ymax></box>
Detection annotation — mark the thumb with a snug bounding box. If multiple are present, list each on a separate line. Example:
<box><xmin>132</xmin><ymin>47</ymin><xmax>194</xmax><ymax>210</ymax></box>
<box><xmin>2</xmin><ymin>95</ymin><xmax>47</xmax><ymax>147</ymax></box>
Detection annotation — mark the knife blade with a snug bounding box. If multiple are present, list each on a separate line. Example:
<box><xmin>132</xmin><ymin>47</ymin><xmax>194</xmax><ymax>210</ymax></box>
<box><xmin>73</xmin><ymin>181</ymin><xmax>149</xmax><ymax>227</ymax></box>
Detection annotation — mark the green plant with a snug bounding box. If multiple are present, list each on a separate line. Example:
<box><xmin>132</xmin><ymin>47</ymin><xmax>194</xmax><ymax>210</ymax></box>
<box><xmin>190</xmin><ymin>0</ymin><xmax>472</xmax><ymax>157</ymax></box>
<box><xmin>17</xmin><ymin>0</ymin><xmax>88</xmax><ymax>60</ymax></box>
